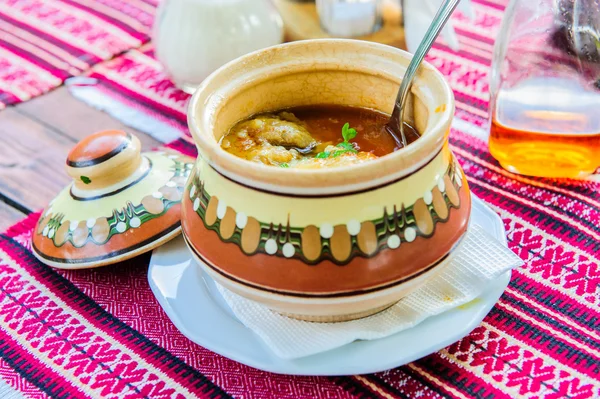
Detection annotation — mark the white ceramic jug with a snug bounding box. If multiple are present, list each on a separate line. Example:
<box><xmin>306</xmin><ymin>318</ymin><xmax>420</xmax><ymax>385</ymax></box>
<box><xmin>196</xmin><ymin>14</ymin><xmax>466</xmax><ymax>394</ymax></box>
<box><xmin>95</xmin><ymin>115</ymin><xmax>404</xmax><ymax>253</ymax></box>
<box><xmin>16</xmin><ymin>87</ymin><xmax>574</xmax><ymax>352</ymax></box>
<box><xmin>153</xmin><ymin>0</ymin><xmax>284</xmax><ymax>93</ymax></box>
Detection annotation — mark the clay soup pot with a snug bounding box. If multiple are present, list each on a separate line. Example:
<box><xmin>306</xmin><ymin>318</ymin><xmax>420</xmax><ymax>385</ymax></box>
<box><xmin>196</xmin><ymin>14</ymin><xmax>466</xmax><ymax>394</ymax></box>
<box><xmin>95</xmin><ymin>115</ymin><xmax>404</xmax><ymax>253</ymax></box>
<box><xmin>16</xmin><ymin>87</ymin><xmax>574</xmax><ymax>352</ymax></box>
<box><xmin>182</xmin><ymin>39</ymin><xmax>470</xmax><ymax>322</ymax></box>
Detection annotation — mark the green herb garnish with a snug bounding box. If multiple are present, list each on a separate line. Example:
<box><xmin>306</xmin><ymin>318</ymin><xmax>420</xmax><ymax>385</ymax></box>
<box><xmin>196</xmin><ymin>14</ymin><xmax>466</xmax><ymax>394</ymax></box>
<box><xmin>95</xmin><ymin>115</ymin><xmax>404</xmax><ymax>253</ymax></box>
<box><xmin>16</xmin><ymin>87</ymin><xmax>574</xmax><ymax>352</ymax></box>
<box><xmin>280</xmin><ymin>163</ymin><xmax>290</xmax><ymax>168</ymax></box>
<box><xmin>80</xmin><ymin>176</ymin><xmax>91</xmax><ymax>184</ymax></box>
<box><xmin>315</xmin><ymin>123</ymin><xmax>358</xmax><ymax>159</ymax></box>
<box><xmin>341</xmin><ymin>122</ymin><xmax>357</xmax><ymax>142</ymax></box>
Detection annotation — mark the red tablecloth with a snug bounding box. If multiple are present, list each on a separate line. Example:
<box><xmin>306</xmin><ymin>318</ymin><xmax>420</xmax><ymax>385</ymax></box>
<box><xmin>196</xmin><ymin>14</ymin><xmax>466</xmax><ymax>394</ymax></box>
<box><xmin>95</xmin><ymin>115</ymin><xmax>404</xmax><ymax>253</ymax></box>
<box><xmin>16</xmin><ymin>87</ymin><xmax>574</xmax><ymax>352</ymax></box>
<box><xmin>2</xmin><ymin>0</ymin><xmax>600</xmax><ymax>397</ymax></box>
<box><xmin>0</xmin><ymin>0</ymin><xmax>156</xmax><ymax>109</ymax></box>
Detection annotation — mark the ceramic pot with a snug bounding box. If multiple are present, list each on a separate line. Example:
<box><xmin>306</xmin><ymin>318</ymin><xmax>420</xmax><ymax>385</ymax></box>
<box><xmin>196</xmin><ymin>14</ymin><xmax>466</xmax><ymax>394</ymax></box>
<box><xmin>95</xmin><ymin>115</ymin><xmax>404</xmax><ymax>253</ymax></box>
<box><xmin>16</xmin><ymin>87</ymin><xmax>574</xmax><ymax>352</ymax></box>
<box><xmin>153</xmin><ymin>0</ymin><xmax>283</xmax><ymax>94</ymax></box>
<box><xmin>182</xmin><ymin>39</ymin><xmax>470</xmax><ymax>322</ymax></box>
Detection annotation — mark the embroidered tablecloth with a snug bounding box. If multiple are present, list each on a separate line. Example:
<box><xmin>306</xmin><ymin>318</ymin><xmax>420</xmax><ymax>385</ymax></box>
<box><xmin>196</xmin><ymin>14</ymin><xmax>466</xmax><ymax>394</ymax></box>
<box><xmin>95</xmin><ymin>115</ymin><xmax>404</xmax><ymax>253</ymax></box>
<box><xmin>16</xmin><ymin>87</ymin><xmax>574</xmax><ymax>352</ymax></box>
<box><xmin>1</xmin><ymin>0</ymin><xmax>599</xmax><ymax>397</ymax></box>
<box><xmin>0</xmin><ymin>0</ymin><xmax>156</xmax><ymax>109</ymax></box>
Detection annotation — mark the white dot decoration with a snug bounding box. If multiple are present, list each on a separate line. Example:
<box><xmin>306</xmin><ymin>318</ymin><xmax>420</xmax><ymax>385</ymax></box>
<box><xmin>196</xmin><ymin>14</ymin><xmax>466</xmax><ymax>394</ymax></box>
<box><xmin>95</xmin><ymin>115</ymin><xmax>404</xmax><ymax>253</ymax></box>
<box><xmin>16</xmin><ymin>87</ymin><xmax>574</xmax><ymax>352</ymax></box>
<box><xmin>216</xmin><ymin>201</ymin><xmax>227</xmax><ymax>219</ymax></box>
<box><xmin>193</xmin><ymin>198</ymin><xmax>200</xmax><ymax>211</ymax></box>
<box><xmin>116</xmin><ymin>222</ymin><xmax>127</xmax><ymax>233</ymax></box>
<box><xmin>86</xmin><ymin>218</ymin><xmax>96</xmax><ymax>229</ymax></box>
<box><xmin>166</xmin><ymin>181</ymin><xmax>176</xmax><ymax>188</ymax></box>
<box><xmin>70</xmin><ymin>221</ymin><xmax>79</xmax><ymax>231</ymax></box>
<box><xmin>346</xmin><ymin>220</ymin><xmax>361</xmax><ymax>236</ymax></box>
<box><xmin>424</xmin><ymin>190</ymin><xmax>433</xmax><ymax>205</ymax></box>
<box><xmin>387</xmin><ymin>234</ymin><xmax>401</xmax><ymax>249</ymax></box>
<box><xmin>282</xmin><ymin>242</ymin><xmax>295</xmax><ymax>258</ymax></box>
<box><xmin>265</xmin><ymin>239</ymin><xmax>278</xmax><ymax>255</ymax></box>
<box><xmin>130</xmin><ymin>217</ymin><xmax>141</xmax><ymax>228</ymax></box>
<box><xmin>437</xmin><ymin>177</ymin><xmax>446</xmax><ymax>192</ymax></box>
<box><xmin>189</xmin><ymin>185</ymin><xmax>196</xmax><ymax>199</ymax></box>
<box><xmin>235</xmin><ymin>212</ymin><xmax>248</xmax><ymax>229</ymax></box>
<box><xmin>42</xmin><ymin>226</ymin><xmax>49</xmax><ymax>237</ymax></box>
<box><xmin>404</xmin><ymin>227</ymin><xmax>417</xmax><ymax>242</ymax></box>
<box><xmin>152</xmin><ymin>191</ymin><xmax>163</xmax><ymax>199</ymax></box>
<box><xmin>319</xmin><ymin>223</ymin><xmax>334</xmax><ymax>239</ymax></box>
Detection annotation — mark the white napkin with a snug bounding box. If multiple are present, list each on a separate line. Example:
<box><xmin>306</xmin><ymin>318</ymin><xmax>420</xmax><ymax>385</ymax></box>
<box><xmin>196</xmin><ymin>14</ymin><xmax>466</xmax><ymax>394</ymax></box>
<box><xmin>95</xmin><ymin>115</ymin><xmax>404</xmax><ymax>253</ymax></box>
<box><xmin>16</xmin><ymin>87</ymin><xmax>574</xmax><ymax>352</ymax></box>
<box><xmin>403</xmin><ymin>0</ymin><xmax>475</xmax><ymax>53</ymax></box>
<box><xmin>216</xmin><ymin>224</ymin><xmax>522</xmax><ymax>359</ymax></box>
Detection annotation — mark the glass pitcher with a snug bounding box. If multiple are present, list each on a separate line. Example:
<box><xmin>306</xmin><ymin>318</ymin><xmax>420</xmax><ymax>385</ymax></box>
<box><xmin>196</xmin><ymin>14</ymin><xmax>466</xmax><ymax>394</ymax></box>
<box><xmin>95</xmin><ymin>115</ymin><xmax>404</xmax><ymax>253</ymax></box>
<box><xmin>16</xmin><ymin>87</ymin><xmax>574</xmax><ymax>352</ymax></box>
<box><xmin>489</xmin><ymin>0</ymin><xmax>600</xmax><ymax>178</ymax></box>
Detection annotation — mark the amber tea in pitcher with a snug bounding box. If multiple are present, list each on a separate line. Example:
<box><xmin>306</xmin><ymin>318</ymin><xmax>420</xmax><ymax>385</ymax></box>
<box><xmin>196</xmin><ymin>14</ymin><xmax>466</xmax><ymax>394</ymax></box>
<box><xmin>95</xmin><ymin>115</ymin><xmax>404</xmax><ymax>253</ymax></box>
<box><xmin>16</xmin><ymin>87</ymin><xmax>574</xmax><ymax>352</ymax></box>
<box><xmin>488</xmin><ymin>0</ymin><xmax>600</xmax><ymax>178</ymax></box>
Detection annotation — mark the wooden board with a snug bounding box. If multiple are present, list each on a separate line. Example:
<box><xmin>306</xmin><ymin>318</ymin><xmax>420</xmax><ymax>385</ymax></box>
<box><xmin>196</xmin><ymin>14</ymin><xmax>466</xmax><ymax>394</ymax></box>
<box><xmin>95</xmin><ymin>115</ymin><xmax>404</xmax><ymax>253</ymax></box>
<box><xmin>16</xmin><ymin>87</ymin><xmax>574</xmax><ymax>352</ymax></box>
<box><xmin>18</xmin><ymin>87</ymin><xmax>161</xmax><ymax>151</ymax></box>
<box><xmin>0</xmin><ymin>108</ymin><xmax>75</xmax><ymax>212</ymax></box>
<box><xmin>273</xmin><ymin>0</ymin><xmax>405</xmax><ymax>49</ymax></box>
<box><xmin>0</xmin><ymin>201</ymin><xmax>25</xmax><ymax>232</ymax></box>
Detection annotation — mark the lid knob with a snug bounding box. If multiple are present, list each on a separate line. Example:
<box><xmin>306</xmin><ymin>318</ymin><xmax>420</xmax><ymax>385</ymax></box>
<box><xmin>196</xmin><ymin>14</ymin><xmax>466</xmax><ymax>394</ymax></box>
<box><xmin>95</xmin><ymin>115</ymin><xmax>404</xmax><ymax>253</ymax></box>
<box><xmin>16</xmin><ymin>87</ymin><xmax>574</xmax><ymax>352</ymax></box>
<box><xmin>66</xmin><ymin>130</ymin><xmax>144</xmax><ymax>194</ymax></box>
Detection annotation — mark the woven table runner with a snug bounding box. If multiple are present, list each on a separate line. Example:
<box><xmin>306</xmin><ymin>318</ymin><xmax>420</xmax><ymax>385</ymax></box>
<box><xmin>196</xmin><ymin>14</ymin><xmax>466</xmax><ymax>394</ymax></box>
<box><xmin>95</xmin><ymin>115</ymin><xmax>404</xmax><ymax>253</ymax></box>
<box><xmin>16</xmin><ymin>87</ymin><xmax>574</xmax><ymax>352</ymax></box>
<box><xmin>1</xmin><ymin>0</ymin><xmax>599</xmax><ymax>397</ymax></box>
<box><xmin>0</xmin><ymin>0</ymin><xmax>156</xmax><ymax>109</ymax></box>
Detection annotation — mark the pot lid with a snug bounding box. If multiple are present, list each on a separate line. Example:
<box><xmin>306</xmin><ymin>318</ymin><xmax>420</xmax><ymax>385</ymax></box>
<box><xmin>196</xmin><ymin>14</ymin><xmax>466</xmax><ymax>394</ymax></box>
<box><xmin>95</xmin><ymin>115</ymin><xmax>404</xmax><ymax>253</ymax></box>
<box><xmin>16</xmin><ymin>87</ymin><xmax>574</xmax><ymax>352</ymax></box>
<box><xmin>31</xmin><ymin>130</ymin><xmax>194</xmax><ymax>269</ymax></box>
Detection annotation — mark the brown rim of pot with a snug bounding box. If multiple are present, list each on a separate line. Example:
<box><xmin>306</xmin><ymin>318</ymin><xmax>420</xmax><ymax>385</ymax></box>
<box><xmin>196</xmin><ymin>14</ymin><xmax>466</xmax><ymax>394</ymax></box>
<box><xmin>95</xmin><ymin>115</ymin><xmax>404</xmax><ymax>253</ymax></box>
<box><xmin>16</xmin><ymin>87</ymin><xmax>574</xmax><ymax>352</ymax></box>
<box><xmin>187</xmin><ymin>39</ymin><xmax>455</xmax><ymax>196</ymax></box>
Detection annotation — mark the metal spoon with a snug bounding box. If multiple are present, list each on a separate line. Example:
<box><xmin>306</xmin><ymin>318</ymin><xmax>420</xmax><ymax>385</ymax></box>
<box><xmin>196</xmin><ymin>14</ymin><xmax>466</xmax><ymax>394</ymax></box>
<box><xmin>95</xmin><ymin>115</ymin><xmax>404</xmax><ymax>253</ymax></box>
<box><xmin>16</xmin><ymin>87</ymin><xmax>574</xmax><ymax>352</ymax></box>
<box><xmin>387</xmin><ymin>0</ymin><xmax>461</xmax><ymax>148</ymax></box>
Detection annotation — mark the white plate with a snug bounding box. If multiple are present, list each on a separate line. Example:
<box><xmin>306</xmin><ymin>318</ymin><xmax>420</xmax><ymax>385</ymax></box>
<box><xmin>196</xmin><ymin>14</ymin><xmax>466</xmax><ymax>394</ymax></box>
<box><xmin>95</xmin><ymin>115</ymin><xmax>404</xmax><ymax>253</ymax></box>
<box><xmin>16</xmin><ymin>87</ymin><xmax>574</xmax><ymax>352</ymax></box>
<box><xmin>148</xmin><ymin>195</ymin><xmax>510</xmax><ymax>376</ymax></box>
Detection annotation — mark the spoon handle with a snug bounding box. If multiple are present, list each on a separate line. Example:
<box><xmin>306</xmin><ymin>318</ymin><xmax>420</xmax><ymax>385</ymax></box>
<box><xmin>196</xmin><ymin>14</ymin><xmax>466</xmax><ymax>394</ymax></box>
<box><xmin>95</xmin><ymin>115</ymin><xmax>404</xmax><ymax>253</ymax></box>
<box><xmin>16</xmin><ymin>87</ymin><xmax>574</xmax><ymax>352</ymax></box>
<box><xmin>392</xmin><ymin>0</ymin><xmax>461</xmax><ymax>143</ymax></box>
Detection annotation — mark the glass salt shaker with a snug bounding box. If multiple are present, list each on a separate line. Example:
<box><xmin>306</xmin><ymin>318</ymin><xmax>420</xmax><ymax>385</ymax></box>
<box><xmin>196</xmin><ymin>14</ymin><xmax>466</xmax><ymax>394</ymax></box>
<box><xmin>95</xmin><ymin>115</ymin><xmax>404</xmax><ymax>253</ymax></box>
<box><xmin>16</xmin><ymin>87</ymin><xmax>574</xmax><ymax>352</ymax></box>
<box><xmin>489</xmin><ymin>0</ymin><xmax>600</xmax><ymax>178</ymax></box>
<box><xmin>316</xmin><ymin>0</ymin><xmax>383</xmax><ymax>37</ymax></box>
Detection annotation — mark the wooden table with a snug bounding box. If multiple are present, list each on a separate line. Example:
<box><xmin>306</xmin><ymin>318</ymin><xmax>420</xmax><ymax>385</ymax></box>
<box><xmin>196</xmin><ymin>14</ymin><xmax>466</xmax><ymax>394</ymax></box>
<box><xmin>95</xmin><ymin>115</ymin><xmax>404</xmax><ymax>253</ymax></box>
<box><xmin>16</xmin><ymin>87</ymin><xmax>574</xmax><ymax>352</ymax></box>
<box><xmin>0</xmin><ymin>87</ymin><xmax>162</xmax><ymax>231</ymax></box>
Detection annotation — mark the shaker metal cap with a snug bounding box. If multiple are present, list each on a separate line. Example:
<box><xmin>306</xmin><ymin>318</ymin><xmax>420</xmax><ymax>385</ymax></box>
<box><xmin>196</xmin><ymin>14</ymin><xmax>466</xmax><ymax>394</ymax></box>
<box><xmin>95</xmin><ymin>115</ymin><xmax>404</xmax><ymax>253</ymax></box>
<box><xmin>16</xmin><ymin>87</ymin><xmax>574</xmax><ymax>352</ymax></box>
<box><xmin>31</xmin><ymin>130</ymin><xmax>194</xmax><ymax>269</ymax></box>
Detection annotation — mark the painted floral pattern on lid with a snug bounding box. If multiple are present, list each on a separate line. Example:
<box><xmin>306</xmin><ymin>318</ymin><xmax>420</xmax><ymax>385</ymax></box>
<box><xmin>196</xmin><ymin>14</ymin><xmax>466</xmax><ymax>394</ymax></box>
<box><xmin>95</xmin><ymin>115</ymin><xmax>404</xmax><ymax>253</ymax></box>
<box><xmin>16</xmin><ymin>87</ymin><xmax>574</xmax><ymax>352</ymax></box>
<box><xmin>32</xmin><ymin>130</ymin><xmax>194</xmax><ymax>269</ymax></box>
